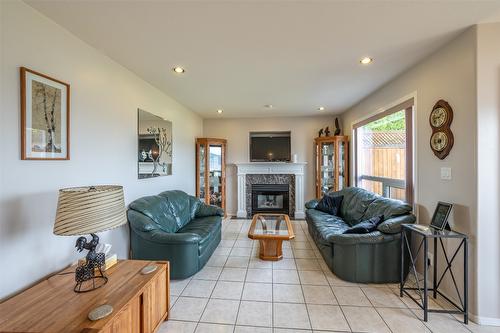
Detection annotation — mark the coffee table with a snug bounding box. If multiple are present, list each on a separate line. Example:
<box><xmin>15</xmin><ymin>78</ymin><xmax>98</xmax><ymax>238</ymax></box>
<box><xmin>248</xmin><ymin>213</ymin><xmax>295</xmax><ymax>261</ymax></box>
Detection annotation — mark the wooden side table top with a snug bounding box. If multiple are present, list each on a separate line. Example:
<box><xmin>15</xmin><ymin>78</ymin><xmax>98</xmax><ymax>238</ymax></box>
<box><xmin>0</xmin><ymin>260</ymin><xmax>169</xmax><ymax>333</ymax></box>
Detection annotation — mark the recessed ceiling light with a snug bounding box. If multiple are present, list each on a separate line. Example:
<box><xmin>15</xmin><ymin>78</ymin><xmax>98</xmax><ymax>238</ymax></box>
<box><xmin>360</xmin><ymin>57</ymin><xmax>373</xmax><ymax>65</ymax></box>
<box><xmin>264</xmin><ymin>104</ymin><xmax>274</xmax><ymax>109</ymax></box>
<box><xmin>172</xmin><ymin>66</ymin><xmax>185</xmax><ymax>73</ymax></box>
<box><xmin>318</xmin><ymin>106</ymin><xmax>325</xmax><ymax>111</ymax></box>
<box><xmin>217</xmin><ymin>109</ymin><xmax>223</xmax><ymax>114</ymax></box>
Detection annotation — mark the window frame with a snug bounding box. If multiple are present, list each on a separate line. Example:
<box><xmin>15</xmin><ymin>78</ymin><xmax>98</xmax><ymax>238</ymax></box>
<box><xmin>353</xmin><ymin>99</ymin><xmax>414</xmax><ymax>205</ymax></box>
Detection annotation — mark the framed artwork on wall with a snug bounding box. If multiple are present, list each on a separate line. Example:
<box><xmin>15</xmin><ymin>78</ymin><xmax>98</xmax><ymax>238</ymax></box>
<box><xmin>137</xmin><ymin>108</ymin><xmax>173</xmax><ymax>179</ymax></box>
<box><xmin>20</xmin><ymin>67</ymin><xmax>70</xmax><ymax>160</ymax></box>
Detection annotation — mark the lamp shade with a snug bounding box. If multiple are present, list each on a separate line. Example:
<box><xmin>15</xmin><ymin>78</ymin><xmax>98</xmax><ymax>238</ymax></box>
<box><xmin>54</xmin><ymin>185</ymin><xmax>127</xmax><ymax>236</ymax></box>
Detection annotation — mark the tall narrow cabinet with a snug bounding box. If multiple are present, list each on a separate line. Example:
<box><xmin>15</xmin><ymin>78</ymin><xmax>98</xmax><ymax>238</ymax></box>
<box><xmin>314</xmin><ymin>136</ymin><xmax>349</xmax><ymax>199</ymax></box>
<box><xmin>196</xmin><ymin>138</ymin><xmax>227</xmax><ymax>213</ymax></box>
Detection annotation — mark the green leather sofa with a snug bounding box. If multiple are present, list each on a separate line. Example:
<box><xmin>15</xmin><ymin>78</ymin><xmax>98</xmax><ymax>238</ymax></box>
<box><xmin>128</xmin><ymin>190</ymin><xmax>224</xmax><ymax>279</ymax></box>
<box><xmin>305</xmin><ymin>187</ymin><xmax>415</xmax><ymax>283</ymax></box>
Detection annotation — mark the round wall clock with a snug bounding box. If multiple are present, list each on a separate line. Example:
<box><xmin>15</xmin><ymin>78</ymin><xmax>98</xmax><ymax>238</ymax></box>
<box><xmin>429</xmin><ymin>100</ymin><xmax>454</xmax><ymax>159</ymax></box>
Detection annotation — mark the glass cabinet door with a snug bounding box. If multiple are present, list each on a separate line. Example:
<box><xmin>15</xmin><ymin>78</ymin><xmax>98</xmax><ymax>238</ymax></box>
<box><xmin>198</xmin><ymin>143</ymin><xmax>206</xmax><ymax>202</ymax></box>
<box><xmin>208</xmin><ymin>144</ymin><xmax>223</xmax><ymax>208</ymax></box>
<box><xmin>315</xmin><ymin>136</ymin><xmax>349</xmax><ymax>199</ymax></box>
<box><xmin>338</xmin><ymin>140</ymin><xmax>346</xmax><ymax>190</ymax></box>
<box><xmin>320</xmin><ymin>142</ymin><xmax>335</xmax><ymax>196</ymax></box>
<box><xmin>196</xmin><ymin>138</ymin><xmax>226</xmax><ymax>214</ymax></box>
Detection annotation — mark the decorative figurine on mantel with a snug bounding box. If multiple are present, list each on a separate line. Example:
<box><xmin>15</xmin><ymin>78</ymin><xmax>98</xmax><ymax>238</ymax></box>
<box><xmin>318</xmin><ymin>128</ymin><xmax>324</xmax><ymax>137</ymax></box>
<box><xmin>324</xmin><ymin>126</ymin><xmax>331</xmax><ymax>136</ymax></box>
<box><xmin>334</xmin><ymin>118</ymin><xmax>341</xmax><ymax>136</ymax></box>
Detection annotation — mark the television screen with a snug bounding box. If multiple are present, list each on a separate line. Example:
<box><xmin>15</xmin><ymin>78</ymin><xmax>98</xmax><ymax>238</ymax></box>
<box><xmin>250</xmin><ymin>132</ymin><xmax>291</xmax><ymax>162</ymax></box>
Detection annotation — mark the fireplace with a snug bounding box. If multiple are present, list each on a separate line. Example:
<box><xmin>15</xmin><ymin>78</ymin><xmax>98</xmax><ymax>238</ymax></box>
<box><xmin>237</xmin><ymin>164</ymin><xmax>305</xmax><ymax>219</ymax></box>
<box><xmin>251</xmin><ymin>184</ymin><xmax>289</xmax><ymax>215</ymax></box>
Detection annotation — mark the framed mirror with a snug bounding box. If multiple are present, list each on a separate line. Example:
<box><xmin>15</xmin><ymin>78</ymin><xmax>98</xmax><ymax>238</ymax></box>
<box><xmin>137</xmin><ymin>109</ymin><xmax>172</xmax><ymax>179</ymax></box>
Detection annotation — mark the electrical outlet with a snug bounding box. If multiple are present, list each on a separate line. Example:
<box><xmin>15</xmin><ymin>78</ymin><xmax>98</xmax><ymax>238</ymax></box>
<box><xmin>427</xmin><ymin>252</ymin><xmax>433</xmax><ymax>266</ymax></box>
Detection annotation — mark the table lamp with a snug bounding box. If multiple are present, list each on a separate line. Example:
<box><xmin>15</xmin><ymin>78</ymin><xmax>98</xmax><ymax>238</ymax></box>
<box><xmin>53</xmin><ymin>185</ymin><xmax>127</xmax><ymax>293</ymax></box>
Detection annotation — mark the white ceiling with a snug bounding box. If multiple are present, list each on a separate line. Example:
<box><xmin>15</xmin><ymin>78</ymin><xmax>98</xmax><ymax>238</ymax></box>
<box><xmin>27</xmin><ymin>1</ymin><xmax>500</xmax><ymax>119</ymax></box>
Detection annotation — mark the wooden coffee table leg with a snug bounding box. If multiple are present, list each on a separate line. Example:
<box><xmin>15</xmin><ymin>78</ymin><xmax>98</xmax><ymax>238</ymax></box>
<box><xmin>259</xmin><ymin>239</ymin><xmax>283</xmax><ymax>261</ymax></box>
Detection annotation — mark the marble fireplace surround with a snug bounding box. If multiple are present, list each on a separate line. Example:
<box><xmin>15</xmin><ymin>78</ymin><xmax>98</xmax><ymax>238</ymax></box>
<box><xmin>235</xmin><ymin>162</ymin><xmax>306</xmax><ymax>219</ymax></box>
<box><xmin>246</xmin><ymin>174</ymin><xmax>295</xmax><ymax>218</ymax></box>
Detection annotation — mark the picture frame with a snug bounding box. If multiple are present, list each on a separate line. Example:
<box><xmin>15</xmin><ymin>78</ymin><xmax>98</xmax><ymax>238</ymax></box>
<box><xmin>430</xmin><ymin>201</ymin><xmax>453</xmax><ymax>231</ymax></box>
<box><xmin>20</xmin><ymin>67</ymin><xmax>70</xmax><ymax>160</ymax></box>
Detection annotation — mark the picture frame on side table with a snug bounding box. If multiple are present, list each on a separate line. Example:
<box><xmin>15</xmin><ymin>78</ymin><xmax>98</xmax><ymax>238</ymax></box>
<box><xmin>20</xmin><ymin>67</ymin><xmax>70</xmax><ymax>160</ymax></box>
<box><xmin>430</xmin><ymin>201</ymin><xmax>453</xmax><ymax>231</ymax></box>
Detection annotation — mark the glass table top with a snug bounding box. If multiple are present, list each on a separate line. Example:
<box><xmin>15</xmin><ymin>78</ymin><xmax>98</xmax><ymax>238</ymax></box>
<box><xmin>402</xmin><ymin>224</ymin><xmax>467</xmax><ymax>239</ymax></box>
<box><xmin>248</xmin><ymin>214</ymin><xmax>295</xmax><ymax>239</ymax></box>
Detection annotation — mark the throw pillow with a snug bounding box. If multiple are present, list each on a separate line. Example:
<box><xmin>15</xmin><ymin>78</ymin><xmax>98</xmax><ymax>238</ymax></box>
<box><xmin>316</xmin><ymin>195</ymin><xmax>343</xmax><ymax>216</ymax></box>
<box><xmin>343</xmin><ymin>215</ymin><xmax>384</xmax><ymax>234</ymax></box>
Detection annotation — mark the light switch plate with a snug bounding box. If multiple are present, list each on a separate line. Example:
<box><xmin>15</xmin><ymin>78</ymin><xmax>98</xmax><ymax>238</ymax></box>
<box><xmin>440</xmin><ymin>167</ymin><xmax>452</xmax><ymax>180</ymax></box>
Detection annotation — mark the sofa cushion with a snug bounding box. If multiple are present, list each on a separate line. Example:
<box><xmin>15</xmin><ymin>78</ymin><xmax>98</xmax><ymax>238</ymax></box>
<box><xmin>128</xmin><ymin>195</ymin><xmax>180</xmax><ymax>233</ymax></box>
<box><xmin>329</xmin><ymin>231</ymin><xmax>398</xmax><ymax>245</ymax></box>
<box><xmin>336</xmin><ymin>187</ymin><xmax>378</xmax><ymax>226</ymax></box>
<box><xmin>362</xmin><ymin>196</ymin><xmax>412</xmax><ymax>221</ymax></box>
<box><xmin>306</xmin><ymin>209</ymin><xmax>350</xmax><ymax>245</ymax></box>
<box><xmin>316</xmin><ymin>195</ymin><xmax>343</xmax><ymax>216</ymax></box>
<box><xmin>177</xmin><ymin>216</ymin><xmax>221</xmax><ymax>254</ymax></box>
<box><xmin>158</xmin><ymin>190</ymin><xmax>198</xmax><ymax>229</ymax></box>
<box><xmin>343</xmin><ymin>215</ymin><xmax>384</xmax><ymax>234</ymax></box>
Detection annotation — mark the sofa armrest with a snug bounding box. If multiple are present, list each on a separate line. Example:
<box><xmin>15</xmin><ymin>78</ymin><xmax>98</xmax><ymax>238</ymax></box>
<box><xmin>127</xmin><ymin>209</ymin><xmax>157</xmax><ymax>232</ymax></box>
<box><xmin>328</xmin><ymin>231</ymin><xmax>398</xmax><ymax>245</ymax></box>
<box><xmin>195</xmin><ymin>203</ymin><xmax>224</xmax><ymax>218</ymax></box>
<box><xmin>305</xmin><ymin>199</ymin><xmax>319</xmax><ymax>209</ymax></box>
<box><xmin>377</xmin><ymin>214</ymin><xmax>416</xmax><ymax>234</ymax></box>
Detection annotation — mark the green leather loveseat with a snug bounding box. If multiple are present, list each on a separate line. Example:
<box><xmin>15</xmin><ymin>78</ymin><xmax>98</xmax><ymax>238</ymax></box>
<box><xmin>128</xmin><ymin>190</ymin><xmax>223</xmax><ymax>279</ymax></box>
<box><xmin>305</xmin><ymin>187</ymin><xmax>415</xmax><ymax>283</ymax></box>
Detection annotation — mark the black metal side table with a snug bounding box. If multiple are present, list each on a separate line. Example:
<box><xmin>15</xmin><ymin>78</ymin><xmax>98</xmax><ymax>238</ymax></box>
<box><xmin>400</xmin><ymin>224</ymin><xmax>468</xmax><ymax>323</ymax></box>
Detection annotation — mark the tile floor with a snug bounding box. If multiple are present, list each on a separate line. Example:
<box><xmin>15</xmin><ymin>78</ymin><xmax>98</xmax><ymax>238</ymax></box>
<box><xmin>159</xmin><ymin>219</ymin><xmax>498</xmax><ymax>333</ymax></box>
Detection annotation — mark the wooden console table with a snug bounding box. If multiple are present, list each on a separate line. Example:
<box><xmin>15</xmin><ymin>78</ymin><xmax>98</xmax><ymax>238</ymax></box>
<box><xmin>0</xmin><ymin>260</ymin><xmax>170</xmax><ymax>333</ymax></box>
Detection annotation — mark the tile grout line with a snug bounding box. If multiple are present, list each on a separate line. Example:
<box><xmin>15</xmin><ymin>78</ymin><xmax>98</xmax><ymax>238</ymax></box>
<box><xmin>294</xmin><ymin>222</ymin><xmax>314</xmax><ymax>332</ymax></box>
<box><xmin>230</xmin><ymin>220</ymin><xmax>246</xmax><ymax>333</ymax></box>
<box><xmin>305</xmin><ymin>222</ymin><xmax>353</xmax><ymax>333</ymax></box>
<box><xmin>270</xmin><ymin>238</ymin><xmax>275</xmax><ymax>330</ymax></box>
<box><xmin>358</xmin><ymin>277</ymin><xmax>397</xmax><ymax>333</ymax></box>
<box><xmin>196</xmin><ymin>218</ymin><xmax>240</xmax><ymax>332</ymax></box>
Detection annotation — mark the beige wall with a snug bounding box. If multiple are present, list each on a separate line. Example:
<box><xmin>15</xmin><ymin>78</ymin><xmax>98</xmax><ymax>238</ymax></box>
<box><xmin>203</xmin><ymin>116</ymin><xmax>335</xmax><ymax>215</ymax></box>
<box><xmin>0</xmin><ymin>1</ymin><xmax>203</xmax><ymax>300</ymax></box>
<box><xmin>476</xmin><ymin>22</ymin><xmax>500</xmax><ymax>324</ymax></box>
<box><xmin>340</xmin><ymin>28</ymin><xmax>478</xmax><ymax>317</ymax></box>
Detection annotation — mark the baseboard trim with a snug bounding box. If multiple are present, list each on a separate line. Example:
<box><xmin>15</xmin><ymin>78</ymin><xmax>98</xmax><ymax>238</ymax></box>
<box><xmin>469</xmin><ymin>314</ymin><xmax>500</xmax><ymax>326</ymax></box>
<box><xmin>295</xmin><ymin>212</ymin><xmax>305</xmax><ymax>219</ymax></box>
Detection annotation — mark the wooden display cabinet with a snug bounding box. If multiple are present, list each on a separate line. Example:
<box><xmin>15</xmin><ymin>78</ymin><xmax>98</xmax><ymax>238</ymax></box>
<box><xmin>314</xmin><ymin>136</ymin><xmax>349</xmax><ymax>199</ymax></box>
<box><xmin>195</xmin><ymin>138</ymin><xmax>227</xmax><ymax>213</ymax></box>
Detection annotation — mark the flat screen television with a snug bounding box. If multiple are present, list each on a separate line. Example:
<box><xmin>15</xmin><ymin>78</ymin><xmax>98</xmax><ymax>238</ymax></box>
<box><xmin>250</xmin><ymin>131</ymin><xmax>291</xmax><ymax>162</ymax></box>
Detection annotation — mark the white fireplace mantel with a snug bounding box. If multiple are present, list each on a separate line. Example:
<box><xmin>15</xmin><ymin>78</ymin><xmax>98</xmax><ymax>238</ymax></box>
<box><xmin>234</xmin><ymin>162</ymin><xmax>307</xmax><ymax>219</ymax></box>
